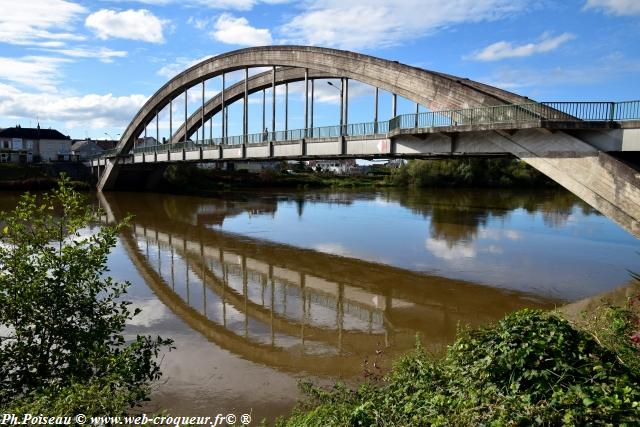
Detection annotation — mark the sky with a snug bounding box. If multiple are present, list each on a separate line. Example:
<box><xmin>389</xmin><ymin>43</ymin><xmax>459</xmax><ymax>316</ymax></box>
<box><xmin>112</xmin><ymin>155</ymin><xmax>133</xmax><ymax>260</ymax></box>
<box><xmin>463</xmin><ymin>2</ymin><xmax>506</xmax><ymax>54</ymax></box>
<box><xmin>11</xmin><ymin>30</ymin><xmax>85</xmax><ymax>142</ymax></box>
<box><xmin>0</xmin><ymin>0</ymin><xmax>639</xmax><ymax>140</ymax></box>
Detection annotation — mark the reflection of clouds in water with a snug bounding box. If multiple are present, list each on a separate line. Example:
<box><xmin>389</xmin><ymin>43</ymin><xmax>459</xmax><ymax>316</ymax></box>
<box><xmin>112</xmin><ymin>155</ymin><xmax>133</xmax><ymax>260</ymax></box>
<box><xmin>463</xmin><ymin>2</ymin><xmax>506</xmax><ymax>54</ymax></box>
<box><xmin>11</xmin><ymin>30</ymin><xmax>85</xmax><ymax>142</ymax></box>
<box><xmin>426</xmin><ymin>238</ymin><xmax>505</xmax><ymax>260</ymax></box>
<box><xmin>505</xmin><ymin>230</ymin><xmax>523</xmax><ymax>241</ymax></box>
<box><xmin>127</xmin><ymin>298</ymin><xmax>169</xmax><ymax>327</ymax></box>
<box><xmin>478</xmin><ymin>228</ymin><xmax>523</xmax><ymax>241</ymax></box>
<box><xmin>372</xmin><ymin>196</ymin><xmax>394</xmax><ymax>207</ymax></box>
<box><xmin>313</xmin><ymin>242</ymin><xmax>353</xmax><ymax>257</ymax></box>
<box><xmin>486</xmin><ymin>245</ymin><xmax>504</xmax><ymax>254</ymax></box>
<box><xmin>425</xmin><ymin>238</ymin><xmax>476</xmax><ymax>260</ymax></box>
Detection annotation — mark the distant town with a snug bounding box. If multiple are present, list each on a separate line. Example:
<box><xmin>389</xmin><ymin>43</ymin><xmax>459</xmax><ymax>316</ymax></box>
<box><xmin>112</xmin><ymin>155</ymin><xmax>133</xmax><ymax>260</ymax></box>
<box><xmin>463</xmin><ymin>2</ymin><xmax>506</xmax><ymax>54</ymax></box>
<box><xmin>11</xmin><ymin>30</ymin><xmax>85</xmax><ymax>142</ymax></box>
<box><xmin>0</xmin><ymin>124</ymin><xmax>405</xmax><ymax>174</ymax></box>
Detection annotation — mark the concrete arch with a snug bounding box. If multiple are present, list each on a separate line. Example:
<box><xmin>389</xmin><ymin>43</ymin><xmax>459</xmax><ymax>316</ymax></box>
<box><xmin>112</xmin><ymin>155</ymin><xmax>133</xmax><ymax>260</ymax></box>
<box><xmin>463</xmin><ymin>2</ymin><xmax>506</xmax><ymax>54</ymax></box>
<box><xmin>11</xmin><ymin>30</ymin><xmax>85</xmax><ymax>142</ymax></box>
<box><xmin>170</xmin><ymin>67</ymin><xmax>332</xmax><ymax>144</ymax></box>
<box><xmin>119</xmin><ymin>45</ymin><xmax>532</xmax><ymax>155</ymax></box>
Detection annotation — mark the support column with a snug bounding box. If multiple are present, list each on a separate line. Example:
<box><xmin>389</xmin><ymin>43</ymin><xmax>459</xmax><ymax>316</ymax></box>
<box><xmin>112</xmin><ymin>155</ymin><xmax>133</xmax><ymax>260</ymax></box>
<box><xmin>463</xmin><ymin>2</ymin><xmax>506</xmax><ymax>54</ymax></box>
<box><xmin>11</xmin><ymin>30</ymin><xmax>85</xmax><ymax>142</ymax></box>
<box><xmin>271</xmin><ymin>66</ymin><xmax>276</xmax><ymax>141</ymax></box>
<box><xmin>262</xmin><ymin>89</ymin><xmax>266</xmax><ymax>134</ymax></box>
<box><xmin>221</xmin><ymin>73</ymin><xmax>226</xmax><ymax>142</ymax></box>
<box><xmin>156</xmin><ymin>111</ymin><xmax>159</xmax><ymax>145</ymax></box>
<box><xmin>415</xmin><ymin>102</ymin><xmax>419</xmax><ymax>127</ymax></box>
<box><xmin>284</xmin><ymin>83</ymin><xmax>288</xmax><ymax>139</ymax></box>
<box><xmin>310</xmin><ymin>79</ymin><xmax>314</xmax><ymax>133</ymax></box>
<box><xmin>169</xmin><ymin>100</ymin><xmax>172</xmax><ymax>144</ymax></box>
<box><xmin>339</xmin><ymin>78</ymin><xmax>344</xmax><ymax>135</ymax></box>
<box><xmin>201</xmin><ymin>81</ymin><xmax>205</xmax><ymax>143</ymax></box>
<box><xmin>392</xmin><ymin>93</ymin><xmax>397</xmax><ymax>117</ymax></box>
<box><xmin>344</xmin><ymin>78</ymin><xmax>349</xmax><ymax>132</ymax></box>
<box><xmin>184</xmin><ymin>89</ymin><xmax>188</xmax><ymax>143</ymax></box>
<box><xmin>374</xmin><ymin>87</ymin><xmax>379</xmax><ymax>133</ymax></box>
<box><xmin>243</xmin><ymin>68</ymin><xmax>248</xmax><ymax>140</ymax></box>
<box><xmin>304</xmin><ymin>69</ymin><xmax>309</xmax><ymax>136</ymax></box>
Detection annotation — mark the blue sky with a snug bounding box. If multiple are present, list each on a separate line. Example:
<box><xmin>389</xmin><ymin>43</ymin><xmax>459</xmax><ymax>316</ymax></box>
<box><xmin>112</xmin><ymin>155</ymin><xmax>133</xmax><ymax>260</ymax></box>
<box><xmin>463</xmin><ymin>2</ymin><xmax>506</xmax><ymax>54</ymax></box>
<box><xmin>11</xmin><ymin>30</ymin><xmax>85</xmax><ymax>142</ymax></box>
<box><xmin>0</xmin><ymin>0</ymin><xmax>638</xmax><ymax>140</ymax></box>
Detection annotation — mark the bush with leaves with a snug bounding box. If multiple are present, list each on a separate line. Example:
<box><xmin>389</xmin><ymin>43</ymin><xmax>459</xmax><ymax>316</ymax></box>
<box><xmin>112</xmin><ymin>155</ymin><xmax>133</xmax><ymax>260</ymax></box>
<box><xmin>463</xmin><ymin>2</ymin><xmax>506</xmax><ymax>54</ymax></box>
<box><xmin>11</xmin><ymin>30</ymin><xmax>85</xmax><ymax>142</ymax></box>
<box><xmin>0</xmin><ymin>176</ymin><xmax>172</xmax><ymax>413</ymax></box>
<box><xmin>279</xmin><ymin>308</ymin><xmax>640</xmax><ymax>426</ymax></box>
<box><xmin>387</xmin><ymin>157</ymin><xmax>554</xmax><ymax>188</ymax></box>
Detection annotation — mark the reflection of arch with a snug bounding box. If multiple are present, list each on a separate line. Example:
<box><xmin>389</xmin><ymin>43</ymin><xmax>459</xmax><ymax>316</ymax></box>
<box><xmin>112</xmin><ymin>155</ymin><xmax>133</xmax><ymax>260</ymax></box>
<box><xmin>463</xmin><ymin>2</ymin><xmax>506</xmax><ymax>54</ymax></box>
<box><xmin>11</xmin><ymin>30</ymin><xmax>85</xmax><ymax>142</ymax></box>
<box><xmin>138</xmin><ymin>223</ymin><xmax>389</xmax><ymax>350</ymax></box>
<box><xmin>121</xmin><ymin>231</ymin><xmax>366</xmax><ymax>376</ymax></box>
<box><xmin>118</xmin><ymin>46</ymin><xmax>531</xmax><ymax>155</ymax></box>
<box><xmin>170</xmin><ymin>67</ymin><xmax>331</xmax><ymax>144</ymax></box>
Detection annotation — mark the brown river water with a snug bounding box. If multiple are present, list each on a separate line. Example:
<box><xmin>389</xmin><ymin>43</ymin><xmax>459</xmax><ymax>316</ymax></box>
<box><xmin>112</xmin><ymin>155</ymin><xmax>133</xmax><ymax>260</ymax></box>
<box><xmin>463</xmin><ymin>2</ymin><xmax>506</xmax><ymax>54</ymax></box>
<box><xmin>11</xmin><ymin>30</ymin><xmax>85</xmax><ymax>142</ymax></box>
<box><xmin>2</xmin><ymin>187</ymin><xmax>639</xmax><ymax>422</ymax></box>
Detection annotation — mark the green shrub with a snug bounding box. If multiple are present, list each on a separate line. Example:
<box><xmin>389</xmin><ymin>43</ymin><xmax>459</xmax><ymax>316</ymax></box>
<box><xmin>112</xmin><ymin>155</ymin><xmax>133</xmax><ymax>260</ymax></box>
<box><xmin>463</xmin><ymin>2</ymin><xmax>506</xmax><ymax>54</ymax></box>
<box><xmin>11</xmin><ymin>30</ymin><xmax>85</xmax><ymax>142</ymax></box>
<box><xmin>388</xmin><ymin>158</ymin><xmax>554</xmax><ymax>188</ymax></box>
<box><xmin>279</xmin><ymin>309</ymin><xmax>640</xmax><ymax>426</ymax></box>
<box><xmin>0</xmin><ymin>176</ymin><xmax>173</xmax><ymax>413</ymax></box>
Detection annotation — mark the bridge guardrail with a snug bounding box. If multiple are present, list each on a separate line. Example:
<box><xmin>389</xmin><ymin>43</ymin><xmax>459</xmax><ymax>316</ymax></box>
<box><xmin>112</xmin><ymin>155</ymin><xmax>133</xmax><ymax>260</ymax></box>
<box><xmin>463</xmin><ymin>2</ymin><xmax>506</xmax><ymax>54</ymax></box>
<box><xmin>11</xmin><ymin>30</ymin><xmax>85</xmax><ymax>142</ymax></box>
<box><xmin>97</xmin><ymin>100</ymin><xmax>640</xmax><ymax>160</ymax></box>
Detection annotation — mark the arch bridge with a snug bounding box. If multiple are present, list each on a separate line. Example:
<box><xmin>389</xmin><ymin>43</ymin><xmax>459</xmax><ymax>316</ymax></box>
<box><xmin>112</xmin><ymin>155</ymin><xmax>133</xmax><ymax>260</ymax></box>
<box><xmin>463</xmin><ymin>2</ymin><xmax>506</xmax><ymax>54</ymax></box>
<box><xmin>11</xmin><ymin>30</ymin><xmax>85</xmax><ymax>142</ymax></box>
<box><xmin>94</xmin><ymin>46</ymin><xmax>640</xmax><ymax>237</ymax></box>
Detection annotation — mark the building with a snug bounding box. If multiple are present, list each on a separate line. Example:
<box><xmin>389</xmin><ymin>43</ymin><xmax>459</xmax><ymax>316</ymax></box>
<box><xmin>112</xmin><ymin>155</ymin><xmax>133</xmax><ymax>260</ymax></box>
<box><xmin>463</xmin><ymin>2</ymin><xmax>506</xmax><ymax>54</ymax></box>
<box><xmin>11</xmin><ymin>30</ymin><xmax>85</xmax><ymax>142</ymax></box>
<box><xmin>71</xmin><ymin>138</ymin><xmax>122</xmax><ymax>160</ymax></box>
<box><xmin>71</xmin><ymin>139</ymin><xmax>104</xmax><ymax>160</ymax></box>
<box><xmin>135</xmin><ymin>136</ymin><xmax>158</xmax><ymax>149</ymax></box>
<box><xmin>307</xmin><ymin>159</ymin><xmax>357</xmax><ymax>174</ymax></box>
<box><xmin>0</xmin><ymin>125</ymin><xmax>71</xmax><ymax>163</ymax></box>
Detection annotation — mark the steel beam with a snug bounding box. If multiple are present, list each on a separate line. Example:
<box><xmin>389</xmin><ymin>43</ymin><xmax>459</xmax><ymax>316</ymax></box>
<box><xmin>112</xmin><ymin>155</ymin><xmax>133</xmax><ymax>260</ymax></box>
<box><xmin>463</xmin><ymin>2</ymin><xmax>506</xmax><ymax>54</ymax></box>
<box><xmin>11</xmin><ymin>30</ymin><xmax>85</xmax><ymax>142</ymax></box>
<box><xmin>221</xmin><ymin>73</ymin><xmax>226</xmax><ymax>141</ymax></box>
<box><xmin>310</xmin><ymin>79</ymin><xmax>314</xmax><ymax>132</ymax></box>
<box><xmin>201</xmin><ymin>81</ymin><xmax>205</xmax><ymax>142</ymax></box>
<box><xmin>374</xmin><ymin>87</ymin><xmax>379</xmax><ymax>133</ymax></box>
<box><xmin>304</xmin><ymin>69</ymin><xmax>309</xmax><ymax>135</ymax></box>
<box><xmin>344</xmin><ymin>78</ymin><xmax>349</xmax><ymax>128</ymax></box>
<box><xmin>243</xmin><ymin>68</ymin><xmax>248</xmax><ymax>139</ymax></box>
<box><xmin>392</xmin><ymin>93</ymin><xmax>397</xmax><ymax>117</ymax></box>
<box><xmin>285</xmin><ymin>82</ymin><xmax>288</xmax><ymax>138</ymax></box>
<box><xmin>271</xmin><ymin>66</ymin><xmax>276</xmax><ymax>140</ymax></box>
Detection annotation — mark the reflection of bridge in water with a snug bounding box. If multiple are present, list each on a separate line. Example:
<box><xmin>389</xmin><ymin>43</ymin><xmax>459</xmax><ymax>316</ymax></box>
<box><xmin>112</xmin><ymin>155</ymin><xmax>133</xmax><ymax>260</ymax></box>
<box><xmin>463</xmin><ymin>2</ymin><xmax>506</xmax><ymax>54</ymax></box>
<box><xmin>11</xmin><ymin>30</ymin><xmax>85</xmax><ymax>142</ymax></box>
<box><xmin>101</xmin><ymin>192</ymin><xmax>558</xmax><ymax>376</ymax></box>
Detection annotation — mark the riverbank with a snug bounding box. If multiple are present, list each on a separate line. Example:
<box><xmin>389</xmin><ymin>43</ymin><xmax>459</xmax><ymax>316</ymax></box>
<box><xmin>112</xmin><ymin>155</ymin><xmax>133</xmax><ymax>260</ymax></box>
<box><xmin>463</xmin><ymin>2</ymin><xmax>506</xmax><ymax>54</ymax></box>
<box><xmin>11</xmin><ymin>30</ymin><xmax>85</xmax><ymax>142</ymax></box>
<box><xmin>277</xmin><ymin>284</ymin><xmax>640</xmax><ymax>426</ymax></box>
<box><xmin>161</xmin><ymin>164</ymin><xmax>392</xmax><ymax>195</ymax></box>
<box><xmin>160</xmin><ymin>157</ymin><xmax>555</xmax><ymax>196</ymax></box>
<box><xmin>0</xmin><ymin>163</ymin><xmax>91</xmax><ymax>190</ymax></box>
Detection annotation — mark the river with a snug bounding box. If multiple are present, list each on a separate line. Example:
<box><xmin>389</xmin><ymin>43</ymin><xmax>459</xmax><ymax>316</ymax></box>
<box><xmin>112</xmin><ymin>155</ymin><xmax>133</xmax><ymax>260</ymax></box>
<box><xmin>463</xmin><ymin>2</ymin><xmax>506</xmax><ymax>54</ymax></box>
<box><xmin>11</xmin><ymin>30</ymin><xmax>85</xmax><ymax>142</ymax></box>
<box><xmin>4</xmin><ymin>187</ymin><xmax>638</xmax><ymax>421</ymax></box>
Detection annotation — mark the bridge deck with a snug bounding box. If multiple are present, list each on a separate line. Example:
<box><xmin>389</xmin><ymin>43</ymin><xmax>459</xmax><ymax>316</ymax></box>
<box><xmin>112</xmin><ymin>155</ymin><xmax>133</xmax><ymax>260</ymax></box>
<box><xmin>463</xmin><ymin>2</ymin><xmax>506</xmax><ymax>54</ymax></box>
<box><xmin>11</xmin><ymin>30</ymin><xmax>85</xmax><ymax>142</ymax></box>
<box><xmin>91</xmin><ymin>100</ymin><xmax>640</xmax><ymax>166</ymax></box>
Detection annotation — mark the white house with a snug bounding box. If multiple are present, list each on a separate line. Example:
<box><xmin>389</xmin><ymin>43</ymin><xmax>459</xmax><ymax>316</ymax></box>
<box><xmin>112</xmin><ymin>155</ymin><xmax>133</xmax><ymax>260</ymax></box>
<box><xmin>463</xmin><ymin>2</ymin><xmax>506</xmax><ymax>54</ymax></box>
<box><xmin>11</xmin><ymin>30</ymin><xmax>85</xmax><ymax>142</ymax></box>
<box><xmin>0</xmin><ymin>125</ymin><xmax>71</xmax><ymax>163</ymax></box>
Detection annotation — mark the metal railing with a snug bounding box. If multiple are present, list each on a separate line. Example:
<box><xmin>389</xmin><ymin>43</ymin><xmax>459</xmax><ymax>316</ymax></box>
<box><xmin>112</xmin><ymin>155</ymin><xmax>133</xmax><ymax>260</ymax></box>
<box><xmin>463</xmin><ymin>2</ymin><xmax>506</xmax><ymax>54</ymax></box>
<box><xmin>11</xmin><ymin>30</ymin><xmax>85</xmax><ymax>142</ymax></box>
<box><xmin>93</xmin><ymin>100</ymin><xmax>639</xmax><ymax>159</ymax></box>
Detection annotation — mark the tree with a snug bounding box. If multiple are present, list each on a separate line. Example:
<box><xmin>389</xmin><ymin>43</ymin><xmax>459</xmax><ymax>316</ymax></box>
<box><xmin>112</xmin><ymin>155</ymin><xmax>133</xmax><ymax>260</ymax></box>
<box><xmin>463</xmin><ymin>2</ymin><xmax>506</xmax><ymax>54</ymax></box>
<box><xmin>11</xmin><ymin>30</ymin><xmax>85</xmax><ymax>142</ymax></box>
<box><xmin>0</xmin><ymin>176</ymin><xmax>172</xmax><ymax>411</ymax></box>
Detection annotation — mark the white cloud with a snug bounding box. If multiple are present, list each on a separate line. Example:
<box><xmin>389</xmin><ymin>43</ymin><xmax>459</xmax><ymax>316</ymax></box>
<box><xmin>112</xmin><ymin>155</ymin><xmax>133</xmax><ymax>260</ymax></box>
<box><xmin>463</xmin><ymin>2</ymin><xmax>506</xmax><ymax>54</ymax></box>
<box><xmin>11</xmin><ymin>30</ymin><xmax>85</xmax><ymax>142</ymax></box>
<box><xmin>0</xmin><ymin>83</ymin><xmax>148</xmax><ymax>129</ymax></box>
<box><xmin>469</xmin><ymin>32</ymin><xmax>575</xmax><ymax>61</ymax></box>
<box><xmin>157</xmin><ymin>55</ymin><xmax>215</xmax><ymax>78</ymax></box>
<box><xmin>104</xmin><ymin>0</ymin><xmax>291</xmax><ymax>10</ymax></box>
<box><xmin>210</xmin><ymin>14</ymin><xmax>273</xmax><ymax>46</ymax></box>
<box><xmin>479</xmin><ymin>54</ymin><xmax>640</xmax><ymax>90</ymax></box>
<box><xmin>85</xmin><ymin>9</ymin><xmax>167</xmax><ymax>43</ymax></box>
<box><xmin>0</xmin><ymin>56</ymin><xmax>70</xmax><ymax>91</ymax></box>
<box><xmin>46</xmin><ymin>47</ymin><xmax>128</xmax><ymax>63</ymax></box>
<box><xmin>584</xmin><ymin>0</ymin><xmax>640</xmax><ymax>15</ymax></box>
<box><xmin>0</xmin><ymin>0</ymin><xmax>86</xmax><ymax>46</ymax></box>
<box><xmin>280</xmin><ymin>0</ymin><xmax>528</xmax><ymax>50</ymax></box>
